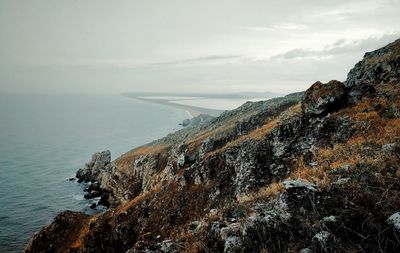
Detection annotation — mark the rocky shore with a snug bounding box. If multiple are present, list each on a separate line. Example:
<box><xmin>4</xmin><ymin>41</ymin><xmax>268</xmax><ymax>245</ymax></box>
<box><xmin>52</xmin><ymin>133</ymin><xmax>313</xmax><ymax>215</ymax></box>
<box><xmin>24</xmin><ymin>39</ymin><xmax>400</xmax><ymax>252</ymax></box>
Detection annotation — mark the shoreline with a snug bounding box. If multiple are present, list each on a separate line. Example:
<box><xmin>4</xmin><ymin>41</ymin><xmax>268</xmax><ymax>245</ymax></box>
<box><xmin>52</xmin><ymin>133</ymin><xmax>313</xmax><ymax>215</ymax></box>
<box><xmin>124</xmin><ymin>94</ymin><xmax>225</xmax><ymax>117</ymax></box>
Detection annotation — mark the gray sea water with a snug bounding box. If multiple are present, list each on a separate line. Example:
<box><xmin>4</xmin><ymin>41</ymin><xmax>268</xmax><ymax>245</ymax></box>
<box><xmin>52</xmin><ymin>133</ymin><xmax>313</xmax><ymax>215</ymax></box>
<box><xmin>0</xmin><ymin>93</ymin><xmax>188</xmax><ymax>253</ymax></box>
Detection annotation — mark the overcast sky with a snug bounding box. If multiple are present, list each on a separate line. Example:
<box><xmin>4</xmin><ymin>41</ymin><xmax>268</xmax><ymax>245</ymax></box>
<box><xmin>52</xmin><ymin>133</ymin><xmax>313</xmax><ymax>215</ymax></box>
<box><xmin>0</xmin><ymin>0</ymin><xmax>399</xmax><ymax>94</ymax></box>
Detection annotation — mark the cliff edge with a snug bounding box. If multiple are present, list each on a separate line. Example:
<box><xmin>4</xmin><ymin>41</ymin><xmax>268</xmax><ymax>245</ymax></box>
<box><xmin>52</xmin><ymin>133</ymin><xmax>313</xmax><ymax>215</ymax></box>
<box><xmin>24</xmin><ymin>39</ymin><xmax>400</xmax><ymax>253</ymax></box>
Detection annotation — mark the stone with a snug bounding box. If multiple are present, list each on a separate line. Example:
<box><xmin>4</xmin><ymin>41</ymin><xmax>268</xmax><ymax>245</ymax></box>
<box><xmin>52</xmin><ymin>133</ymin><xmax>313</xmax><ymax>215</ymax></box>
<box><xmin>334</xmin><ymin>177</ymin><xmax>351</xmax><ymax>185</ymax></box>
<box><xmin>199</xmin><ymin>137</ymin><xmax>215</xmax><ymax>157</ymax></box>
<box><xmin>76</xmin><ymin>150</ymin><xmax>111</xmax><ymax>182</ymax></box>
<box><xmin>283</xmin><ymin>179</ymin><xmax>317</xmax><ymax>191</ymax></box>
<box><xmin>302</xmin><ymin>80</ymin><xmax>347</xmax><ymax>116</ymax></box>
<box><xmin>220</xmin><ymin>223</ymin><xmax>242</xmax><ymax>240</ymax></box>
<box><xmin>322</xmin><ymin>215</ymin><xmax>337</xmax><ymax>223</ymax></box>
<box><xmin>387</xmin><ymin>212</ymin><xmax>400</xmax><ymax>230</ymax></box>
<box><xmin>158</xmin><ymin>239</ymin><xmax>179</xmax><ymax>253</ymax></box>
<box><xmin>181</xmin><ymin>118</ymin><xmax>191</xmax><ymax>127</ymax></box>
<box><xmin>299</xmin><ymin>248</ymin><xmax>313</xmax><ymax>253</ymax></box>
<box><xmin>177</xmin><ymin>153</ymin><xmax>185</xmax><ymax>167</ymax></box>
<box><xmin>224</xmin><ymin>236</ymin><xmax>243</xmax><ymax>253</ymax></box>
<box><xmin>313</xmin><ymin>231</ymin><xmax>331</xmax><ymax>244</ymax></box>
<box><xmin>381</xmin><ymin>143</ymin><xmax>397</xmax><ymax>153</ymax></box>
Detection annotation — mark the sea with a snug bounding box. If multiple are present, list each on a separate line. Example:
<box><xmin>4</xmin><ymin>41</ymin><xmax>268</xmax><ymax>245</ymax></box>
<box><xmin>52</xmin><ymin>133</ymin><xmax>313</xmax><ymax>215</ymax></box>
<box><xmin>0</xmin><ymin>93</ymin><xmax>189</xmax><ymax>253</ymax></box>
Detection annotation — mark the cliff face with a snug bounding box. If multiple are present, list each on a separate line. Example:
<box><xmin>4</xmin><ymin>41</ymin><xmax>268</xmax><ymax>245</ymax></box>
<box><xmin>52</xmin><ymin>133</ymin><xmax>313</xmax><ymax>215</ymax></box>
<box><xmin>24</xmin><ymin>40</ymin><xmax>400</xmax><ymax>253</ymax></box>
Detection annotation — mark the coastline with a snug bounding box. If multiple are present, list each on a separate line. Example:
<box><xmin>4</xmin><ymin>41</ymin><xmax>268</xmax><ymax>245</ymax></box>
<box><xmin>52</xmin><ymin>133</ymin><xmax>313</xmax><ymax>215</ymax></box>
<box><xmin>123</xmin><ymin>94</ymin><xmax>225</xmax><ymax>117</ymax></box>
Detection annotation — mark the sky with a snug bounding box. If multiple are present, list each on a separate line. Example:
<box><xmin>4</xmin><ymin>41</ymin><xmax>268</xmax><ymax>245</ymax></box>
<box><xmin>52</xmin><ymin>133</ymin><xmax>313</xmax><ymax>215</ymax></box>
<box><xmin>0</xmin><ymin>0</ymin><xmax>399</xmax><ymax>94</ymax></box>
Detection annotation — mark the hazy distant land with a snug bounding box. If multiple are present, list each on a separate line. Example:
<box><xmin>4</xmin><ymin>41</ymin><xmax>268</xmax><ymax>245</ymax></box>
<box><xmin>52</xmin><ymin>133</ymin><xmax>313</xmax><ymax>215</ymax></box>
<box><xmin>123</xmin><ymin>91</ymin><xmax>281</xmax><ymax>117</ymax></box>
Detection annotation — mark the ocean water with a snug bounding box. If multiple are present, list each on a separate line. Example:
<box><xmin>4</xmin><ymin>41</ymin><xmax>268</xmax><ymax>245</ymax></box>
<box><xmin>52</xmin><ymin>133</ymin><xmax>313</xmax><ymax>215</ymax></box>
<box><xmin>0</xmin><ymin>93</ymin><xmax>188</xmax><ymax>253</ymax></box>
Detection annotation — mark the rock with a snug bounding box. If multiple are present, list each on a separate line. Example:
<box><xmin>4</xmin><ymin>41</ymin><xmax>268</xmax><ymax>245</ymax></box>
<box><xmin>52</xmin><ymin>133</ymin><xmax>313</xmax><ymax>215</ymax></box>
<box><xmin>90</xmin><ymin>203</ymin><xmax>97</xmax><ymax>209</ymax></box>
<box><xmin>180</xmin><ymin>114</ymin><xmax>214</xmax><ymax>127</ymax></box>
<box><xmin>158</xmin><ymin>239</ymin><xmax>179</xmax><ymax>253</ymax></box>
<box><xmin>322</xmin><ymin>215</ymin><xmax>337</xmax><ymax>223</ymax></box>
<box><xmin>224</xmin><ymin>236</ymin><xmax>243</xmax><ymax>253</ymax></box>
<box><xmin>220</xmin><ymin>223</ymin><xmax>242</xmax><ymax>240</ymax></box>
<box><xmin>381</xmin><ymin>143</ymin><xmax>397</xmax><ymax>153</ymax></box>
<box><xmin>299</xmin><ymin>248</ymin><xmax>313</xmax><ymax>253</ymax></box>
<box><xmin>302</xmin><ymin>80</ymin><xmax>347</xmax><ymax>116</ymax></box>
<box><xmin>177</xmin><ymin>176</ymin><xmax>186</xmax><ymax>187</ymax></box>
<box><xmin>387</xmin><ymin>212</ymin><xmax>400</xmax><ymax>230</ymax></box>
<box><xmin>180</xmin><ymin>118</ymin><xmax>191</xmax><ymax>127</ymax></box>
<box><xmin>177</xmin><ymin>153</ymin><xmax>185</xmax><ymax>167</ymax></box>
<box><xmin>347</xmin><ymin>83</ymin><xmax>376</xmax><ymax>103</ymax></box>
<box><xmin>188</xmin><ymin>221</ymin><xmax>202</xmax><ymax>233</ymax></box>
<box><xmin>199</xmin><ymin>137</ymin><xmax>215</xmax><ymax>157</ymax></box>
<box><xmin>76</xmin><ymin>150</ymin><xmax>111</xmax><ymax>182</ymax></box>
<box><xmin>209</xmin><ymin>221</ymin><xmax>225</xmax><ymax>238</ymax></box>
<box><xmin>346</xmin><ymin>40</ymin><xmax>400</xmax><ymax>86</ymax></box>
<box><xmin>91</xmin><ymin>150</ymin><xmax>111</xmax><ymax>166</ymax></box>
<box><xmin>313</xmin><ymin>231</ymin><xmax>331</xmax><ymax>244</ymax></box>
<box><xmin>84</xmin><ymin>190</ymin><xmax>102</xmax><ymax>199</ymax></box>
<box><xmin>23</xmin><ymin>211</ymin><xmax>90</xmax><ymax>253</ymax></box>
<box><xmin>334</xmin><ymin>177</ymin><xmax>351</xmax><ymax>185</ymax></box>
<box><xmin>283</xmin><ymin>179</ymin><xmax>317</xmax><ymax>192</ymax></box>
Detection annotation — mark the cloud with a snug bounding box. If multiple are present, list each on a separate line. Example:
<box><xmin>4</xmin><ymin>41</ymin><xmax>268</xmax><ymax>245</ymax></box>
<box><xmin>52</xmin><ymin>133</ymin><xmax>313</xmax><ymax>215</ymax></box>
<box><xmin>243</xmin><ymin>22</ymin><xmax>308</xmax><ymax>32</ymax></box>
<box><xmin>144</xmin><ymin>55</ymin><xmax>244</xmax><ymax>67</ymax></box>
<box><xmin>271</xmin><ymin>34</ymin><xmax>400</xmax><ymax>60</ymax></box>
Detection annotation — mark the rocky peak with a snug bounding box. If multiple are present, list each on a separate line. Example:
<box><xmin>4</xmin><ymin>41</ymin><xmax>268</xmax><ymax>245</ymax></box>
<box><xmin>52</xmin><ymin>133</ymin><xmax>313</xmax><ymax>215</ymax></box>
<box><xmin>346</xmin><ymin>38</ymin><xmax>400</xmax><ymax>86</ymax></box>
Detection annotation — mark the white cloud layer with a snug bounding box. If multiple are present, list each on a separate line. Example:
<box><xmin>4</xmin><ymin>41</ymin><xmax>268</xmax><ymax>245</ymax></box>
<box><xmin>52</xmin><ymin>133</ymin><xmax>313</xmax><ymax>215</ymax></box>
<box><xmin>0</xmin><ymin>0</ymin><xmax>399</xmax><ymax>94</ymax></box>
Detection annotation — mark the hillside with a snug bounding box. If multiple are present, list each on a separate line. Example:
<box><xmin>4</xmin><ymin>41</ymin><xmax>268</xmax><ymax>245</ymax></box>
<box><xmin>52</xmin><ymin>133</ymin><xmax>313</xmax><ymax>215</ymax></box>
<box><xmin>24</xmin><ymin>39</ymin><xmax>400</xmax><ymax>253</ymax></box>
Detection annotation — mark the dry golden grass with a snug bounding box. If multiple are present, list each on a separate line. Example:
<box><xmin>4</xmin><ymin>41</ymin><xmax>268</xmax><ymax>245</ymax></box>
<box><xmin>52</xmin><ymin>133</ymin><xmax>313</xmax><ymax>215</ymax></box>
<box><xmin>289</xmin><ymin>158</ymin><xmax>331</xmax><ymax>188</ymax></box>
<box><xmin>116</xmin><ymin>186</ymin><xmax>161</xmax><ymax>214</ymax></box>
<box><xmin>255</xmin><ymin>182</ymin><xmax>286</xmax><ymax>199</ymax></box>
<box><xmin>237</xmin><ymin>182</ymin><xmax>286</xmax><ymax>203</ymax></box>
<box><xmin>68</xmin><ymin>215</ymin><xmax>98</xmax><ymax>252</ymax></box>
<box><xmin>116</xmin><ymin>144</ymin><xmax>170</xmax><ymax>172</ymax></box>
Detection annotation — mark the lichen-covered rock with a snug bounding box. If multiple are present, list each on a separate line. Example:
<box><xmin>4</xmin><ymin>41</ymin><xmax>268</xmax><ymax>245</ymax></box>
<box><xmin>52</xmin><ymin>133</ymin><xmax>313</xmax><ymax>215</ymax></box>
<box><xmin>223</xmin><ymin>236</ymin><xmax>243</xmax><ymax>253</ymax></box>
<box><xmin>283</xmin><ymin>179</ymin><xmax>317</xmax><ymax>191</ymax></box>
<box><xmin>387</xmin><ymin>212</ymin><xmax>400</xmax><ymax>230</ymax></box>
<box><xmin>302</xmin><ymin>80</ymin><xmax>347</xmax><ymax>116</ymax></box>
<box><xmin>220</xmin><ymin>223</ymin><xmax>242</xmax><ymax>240</ymax></box>
<box><xmin>76</xmin><ymin>150</ymin><xmax>111</xmax><ymax>182</ymax></box>
<box><xmin>346</xmin><ymin>39</ymin><xmax>400</xmax><ymax>86</ymax></box>
<box><xmin>313</xmin><ymin>231</ymin><xmax>332</xmax><ymax>245</ymax></box>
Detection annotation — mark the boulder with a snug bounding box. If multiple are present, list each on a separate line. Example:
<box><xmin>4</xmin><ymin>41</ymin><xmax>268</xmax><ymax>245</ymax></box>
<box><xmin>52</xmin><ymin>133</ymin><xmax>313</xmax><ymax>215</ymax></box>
<box><xmin>302</xmin><ymin>80</ymin><xmax>347</xmax><ymax>116</ymax></box>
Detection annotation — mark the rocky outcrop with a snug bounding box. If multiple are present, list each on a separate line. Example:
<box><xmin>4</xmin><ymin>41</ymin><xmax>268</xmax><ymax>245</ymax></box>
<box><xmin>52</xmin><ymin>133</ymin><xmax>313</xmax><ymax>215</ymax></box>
<box><xmin>180</xmin><ymin>114</ymin><xmax>214</xmax><ymax>127</ymax></box>
<box><xmin>76</xmin><ymin>150</ymin><xmax>111</xmax><ymax>183</ymax></box>
<box><xmin>24</xmin><ymin>211</ymin><xmax>89</xmax><ymax>253</ymax></box>
<box><xmin>25</xmin><ymin>39</ymin><xmax>400</xmax><ymax>253</ymax></box>
<box><xmin>302</xmin><ymin>80</ymin><xmax>347</xmax><ymax>116</ymax></box>
<box><xmin>76</xmin><ymin>150</ymin><xmax>115</xmax><ymax>207</ymax></box>
<box><xmin>346</xmin><ymin>39</ymin><xmax>400</xmax><ymax>87</ymax></box>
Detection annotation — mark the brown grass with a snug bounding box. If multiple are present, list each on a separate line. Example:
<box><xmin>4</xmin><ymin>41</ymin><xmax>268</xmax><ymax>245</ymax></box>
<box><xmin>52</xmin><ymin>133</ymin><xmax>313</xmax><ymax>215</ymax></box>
<box><xmin>116</xmin><ymin>187</ymin><xmax>161</xmax><ymax>214</ymax></box>
<box><xmin>237</xmin><ymin>182</ymin><xmax>286</xmax><ymax>203</ymax></box>
<box><xmin>116</xmin><ymin>144</ymin><xmax>170</xmax><ymax>172</ymax></box>
<box><xmin>289</xmin><ymin>158</ymin><xmax>331</xmax><ymax>188</ymax></box>
<box><xmin>68</xmin><ymin>216</ymin><xmax>98</xmax><ymax>252</ymax></box>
